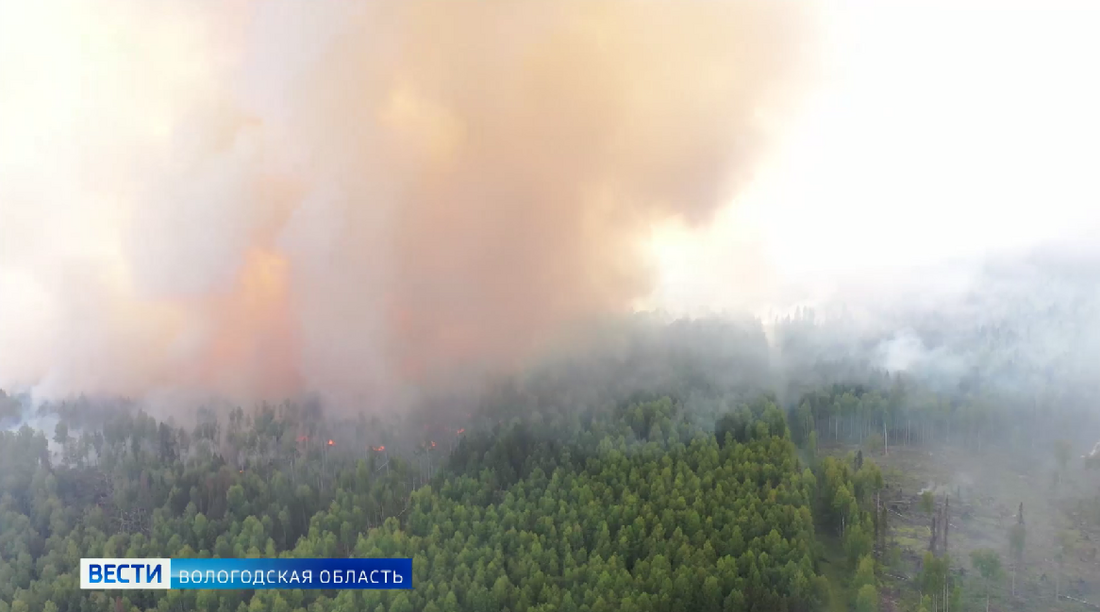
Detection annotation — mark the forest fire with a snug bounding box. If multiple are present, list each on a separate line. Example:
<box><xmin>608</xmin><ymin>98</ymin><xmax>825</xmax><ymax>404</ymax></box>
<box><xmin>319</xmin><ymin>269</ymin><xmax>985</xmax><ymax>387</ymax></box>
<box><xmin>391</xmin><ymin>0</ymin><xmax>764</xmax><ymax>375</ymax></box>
<box><xmin>3</xmin><ymin>2</ymin><xmax>1100</xmax><ymax>611</ymax></box>
<box><xmin>0</xmin><ymin>1</ymin><xmax>814</xmax><ymax>405</ymax></box>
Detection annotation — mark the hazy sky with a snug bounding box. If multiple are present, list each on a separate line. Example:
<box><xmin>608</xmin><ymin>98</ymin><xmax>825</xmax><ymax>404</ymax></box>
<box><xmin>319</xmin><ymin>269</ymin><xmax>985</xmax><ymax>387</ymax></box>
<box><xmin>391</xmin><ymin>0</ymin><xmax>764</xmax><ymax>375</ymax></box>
<box><xmin>647</xmin><ymin>1</ymin><xmax>1100</xmax><ymax>316</ymax></box>
<box><xmin>2</xmin><ymin>1</ymin><xmax>1098</xmax><ymax>403</ymax></box>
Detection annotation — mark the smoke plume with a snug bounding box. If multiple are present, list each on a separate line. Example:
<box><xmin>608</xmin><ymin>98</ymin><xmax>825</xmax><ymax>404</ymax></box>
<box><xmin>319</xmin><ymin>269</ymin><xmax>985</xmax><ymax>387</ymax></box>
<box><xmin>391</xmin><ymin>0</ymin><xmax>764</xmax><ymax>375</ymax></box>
<box><xmin>0</xmin><ymin>1</ymin><xmax>814</xmax><ymax>405</ymax></box>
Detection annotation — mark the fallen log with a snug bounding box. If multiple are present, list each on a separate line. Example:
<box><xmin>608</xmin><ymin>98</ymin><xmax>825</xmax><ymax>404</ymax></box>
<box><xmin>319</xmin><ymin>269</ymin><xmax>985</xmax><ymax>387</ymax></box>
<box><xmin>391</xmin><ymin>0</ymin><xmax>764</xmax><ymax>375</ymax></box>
<box><xmin>1060</xmin><ymin>594</ymin><xmax>1100</xmax><ymax>610</ymax></box>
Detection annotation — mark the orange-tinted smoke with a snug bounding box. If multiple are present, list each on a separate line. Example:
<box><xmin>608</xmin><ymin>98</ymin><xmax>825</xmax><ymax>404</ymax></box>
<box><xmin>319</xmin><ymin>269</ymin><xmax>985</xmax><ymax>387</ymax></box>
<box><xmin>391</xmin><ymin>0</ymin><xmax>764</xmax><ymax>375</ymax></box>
<box><xmin>189</xmin><ymin>247</ymin><xmax>302</xmax><ymax>398</ymax></box>
<box><xmin>0</xmin><ymin>1</ymin><xmax>816</xmax><ymax>405</ymax></box>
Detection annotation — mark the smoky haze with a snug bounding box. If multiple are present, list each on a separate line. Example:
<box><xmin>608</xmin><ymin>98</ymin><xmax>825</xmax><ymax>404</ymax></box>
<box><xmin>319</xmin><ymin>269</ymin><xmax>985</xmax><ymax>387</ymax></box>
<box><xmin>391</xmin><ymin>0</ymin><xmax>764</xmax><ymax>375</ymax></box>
<box><xmin>0</xmin><ymin>1</ymin><xmax>816</xmax><ymax>405</ymax></box>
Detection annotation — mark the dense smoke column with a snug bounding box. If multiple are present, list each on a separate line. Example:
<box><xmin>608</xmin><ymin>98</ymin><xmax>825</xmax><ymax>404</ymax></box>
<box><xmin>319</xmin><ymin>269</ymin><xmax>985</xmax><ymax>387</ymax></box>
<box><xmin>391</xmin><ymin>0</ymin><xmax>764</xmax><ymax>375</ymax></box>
<box><xmin>0</xmin><ymin>1</ymin><xmax>815</xmax><ymax>405</ymax></box>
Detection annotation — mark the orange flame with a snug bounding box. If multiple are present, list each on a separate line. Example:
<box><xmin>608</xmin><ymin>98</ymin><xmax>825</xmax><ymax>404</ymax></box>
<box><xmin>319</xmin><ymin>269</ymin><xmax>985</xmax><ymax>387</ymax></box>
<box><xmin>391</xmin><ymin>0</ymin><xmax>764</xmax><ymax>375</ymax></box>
<box><xmin>327</xmin><ymin>439</ymin><xmax>335</xmax><ymax>446</ymax></box>
<box><xmin>187</xmin><ymin>247</ymin><xmax>303</xmax><ymax>398</ymax></box>
<box><xmin>457</xmin><ymin>428</ymin><xmax>465</xmax><ymax>435</ymax></box>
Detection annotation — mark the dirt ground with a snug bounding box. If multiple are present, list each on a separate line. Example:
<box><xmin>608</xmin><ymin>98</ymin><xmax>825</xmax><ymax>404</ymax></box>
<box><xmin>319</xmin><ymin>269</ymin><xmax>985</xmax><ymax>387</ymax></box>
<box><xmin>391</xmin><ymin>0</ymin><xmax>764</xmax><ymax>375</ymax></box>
<box><xmin>823</xmin><ymin>441</ymin><xmax>1100</xmax><ymax>611</ymax></box>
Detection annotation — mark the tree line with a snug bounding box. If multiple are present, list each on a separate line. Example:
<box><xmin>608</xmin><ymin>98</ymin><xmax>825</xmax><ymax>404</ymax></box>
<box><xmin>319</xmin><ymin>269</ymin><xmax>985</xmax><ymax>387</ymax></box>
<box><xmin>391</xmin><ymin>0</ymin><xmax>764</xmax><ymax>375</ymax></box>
<box><xmin>1</xmin><ymin>384</ymin><xmax>875</xmax><ymax>612</ymax></box>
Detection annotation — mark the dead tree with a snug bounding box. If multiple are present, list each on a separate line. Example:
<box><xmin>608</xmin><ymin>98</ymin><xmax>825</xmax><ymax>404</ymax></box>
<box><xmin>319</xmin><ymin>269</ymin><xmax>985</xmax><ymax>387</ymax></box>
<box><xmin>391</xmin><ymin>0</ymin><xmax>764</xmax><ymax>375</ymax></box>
<box><xmin>876</xmin><ymin>493</ymin><xmax>889</xmax><ymax>554</ymax></box>
<box><xmin>943</xmin><ymin>495</ymin><xmax>950</xmax><ymax>555</ymax></box>
<box><xmin>930</xmin><ymin>510</ymin><xmax>938</xmax><ymax>555</ymax></box>
<box><xmin>874</xmin><ymin>493</ymin><xmax>880</xmax><ymax>553</ymax></box>
<box><xmin>929</xmin><ymin>494</ymin><xmax>951</xmax><ymax>557</ymax></box>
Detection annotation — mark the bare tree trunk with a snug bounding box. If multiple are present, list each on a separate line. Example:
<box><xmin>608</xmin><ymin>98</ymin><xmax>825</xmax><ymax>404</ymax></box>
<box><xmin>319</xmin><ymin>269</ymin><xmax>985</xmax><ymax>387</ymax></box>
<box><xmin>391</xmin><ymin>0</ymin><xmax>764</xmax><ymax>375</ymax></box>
<box><xmin>874</xmin><ymin>493</ymin><xmax>880</xmax><ymax>554</ymax></box>
<box><xmin>930</xmin><ymin>511</ymin><xmax>938</xmax><ymax>555</ymax></box>
<box><xmin>943</xmin><ymin>496</ymin><xmax>949</xmax><ymax>555</ymax></box>
<box><xmin>944</xmin><ymin>576</ymin><xmax>949</xmax><ymax>612</ymax></box>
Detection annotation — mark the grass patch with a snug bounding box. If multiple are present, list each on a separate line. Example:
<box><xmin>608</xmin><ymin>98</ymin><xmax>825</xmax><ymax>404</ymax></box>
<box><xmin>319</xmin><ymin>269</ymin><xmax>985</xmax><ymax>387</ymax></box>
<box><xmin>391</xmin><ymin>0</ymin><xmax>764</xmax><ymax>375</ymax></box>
<box><xmin>893</xmin><ymin>523</ymin><xmax>930</xmax><ymax>551</ymax></box>
<box><xmin>816</xmin><ymin>532</ymin><xmax>852</xmax><ymax>612</ymax></box>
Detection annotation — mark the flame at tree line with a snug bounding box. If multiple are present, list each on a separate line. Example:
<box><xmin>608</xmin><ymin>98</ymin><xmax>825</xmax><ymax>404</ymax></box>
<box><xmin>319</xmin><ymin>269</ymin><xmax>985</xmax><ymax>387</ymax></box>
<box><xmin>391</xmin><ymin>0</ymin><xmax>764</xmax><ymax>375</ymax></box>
<box><xmin>3</xmin><ymin>2</ymin><xmax>1100</xmax><ymax>612</ymax></box>
<box><xmin>0</xmin><ymin>0</ymin><xmax>816</xmax><ymax>407</ymax></box>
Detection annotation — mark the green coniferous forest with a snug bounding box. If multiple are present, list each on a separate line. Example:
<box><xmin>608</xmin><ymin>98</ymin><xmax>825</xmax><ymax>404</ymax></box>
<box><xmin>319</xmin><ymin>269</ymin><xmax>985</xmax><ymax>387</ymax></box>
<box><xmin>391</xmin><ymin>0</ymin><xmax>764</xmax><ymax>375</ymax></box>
<box><xmin>1</xmin><ymin>400</ymin><xmax>846</xmax><ymax>612</ymax></box>
<box><xmin>5</xmin><ymin>2</ymin><xmax>1100</xmax><ymax>610</ymax></box>
<box><xmin>0</xmin><ymin>318</ymin><xmax>904</xmax><ymax>612</ymax></box>
<box><xmin>5</xmin><ymin>312</ymin><xmax>1100</xmax><ymax>612</ymax></box>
